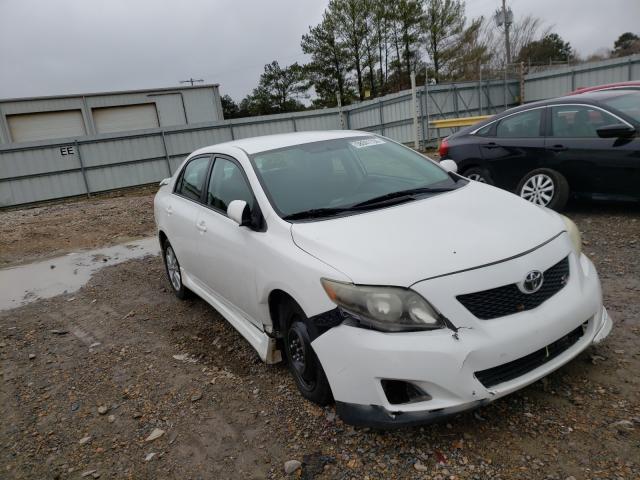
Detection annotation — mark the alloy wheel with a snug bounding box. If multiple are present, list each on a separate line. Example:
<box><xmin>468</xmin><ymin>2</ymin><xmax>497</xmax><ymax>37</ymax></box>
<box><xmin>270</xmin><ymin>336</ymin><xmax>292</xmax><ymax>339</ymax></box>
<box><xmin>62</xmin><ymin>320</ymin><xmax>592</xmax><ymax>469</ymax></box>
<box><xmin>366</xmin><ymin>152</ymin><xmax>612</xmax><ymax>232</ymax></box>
<box><xmin>467</xmin><ymin>173</ymin><xmax>487</xmax><ymax>183</ymax></box>
<box><xmin>165</xmin><ymin>246</ymin><xmax>182</xmax><ymax>291</ymax></box>
<box><xmin>520</xmin><ymin>174</ymin><xmax>555</xmax><ymax>206</ymax></box>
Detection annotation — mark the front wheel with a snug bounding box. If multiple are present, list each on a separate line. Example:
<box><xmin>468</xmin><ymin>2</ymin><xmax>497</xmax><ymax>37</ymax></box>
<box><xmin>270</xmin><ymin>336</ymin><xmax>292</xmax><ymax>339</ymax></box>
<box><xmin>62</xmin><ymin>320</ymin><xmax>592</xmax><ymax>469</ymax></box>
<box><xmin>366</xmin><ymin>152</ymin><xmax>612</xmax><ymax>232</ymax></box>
<box><xmin>282</xmin><ymin>303</ymin><xmax>332</xmax><ymax>406</ymax></box>
<box><xmin>516</xmin><ymin>168</ymin><xmax>569</xmax><ymax>211</ymax></box>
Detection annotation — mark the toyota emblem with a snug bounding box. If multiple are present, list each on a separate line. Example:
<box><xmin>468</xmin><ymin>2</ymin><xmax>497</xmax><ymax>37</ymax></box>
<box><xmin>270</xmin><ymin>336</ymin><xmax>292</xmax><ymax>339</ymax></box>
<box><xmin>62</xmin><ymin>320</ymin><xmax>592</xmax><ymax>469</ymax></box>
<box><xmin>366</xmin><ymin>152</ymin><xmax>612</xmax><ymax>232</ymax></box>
<box><xmin>519</xmin><ymin>270</ymin><xmax>544</xmax><ymax>294</ymax></box>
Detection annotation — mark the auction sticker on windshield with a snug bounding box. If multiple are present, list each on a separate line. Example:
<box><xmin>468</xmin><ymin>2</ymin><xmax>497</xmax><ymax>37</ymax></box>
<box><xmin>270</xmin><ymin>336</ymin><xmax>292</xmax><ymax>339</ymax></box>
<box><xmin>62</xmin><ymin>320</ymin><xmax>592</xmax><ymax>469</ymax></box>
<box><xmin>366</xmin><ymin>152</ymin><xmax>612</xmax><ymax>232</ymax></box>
<box><xmin>350</xmin><ymin>138</ymin><xmax>386</xmax><ymax>148</ymax></box>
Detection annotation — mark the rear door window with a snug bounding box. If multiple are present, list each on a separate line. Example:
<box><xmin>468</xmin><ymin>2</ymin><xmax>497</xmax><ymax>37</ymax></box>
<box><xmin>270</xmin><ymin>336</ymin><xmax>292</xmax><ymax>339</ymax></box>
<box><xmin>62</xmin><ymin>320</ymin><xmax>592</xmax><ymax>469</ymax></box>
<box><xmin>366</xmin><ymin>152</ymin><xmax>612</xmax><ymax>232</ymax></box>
<box><xmin>496</xmin><ymin>109</ymin><xmax>543</xmax><ymax>138</ymax></box>
<box><xmin>175</xmin><ymin>156</ymin><xmax>210</xmax><ymax>202</ymax></box>
<box><xmin>475</xmin><ymin>123</ymin><xmax>494</xmax><ymax>136</ymax></box>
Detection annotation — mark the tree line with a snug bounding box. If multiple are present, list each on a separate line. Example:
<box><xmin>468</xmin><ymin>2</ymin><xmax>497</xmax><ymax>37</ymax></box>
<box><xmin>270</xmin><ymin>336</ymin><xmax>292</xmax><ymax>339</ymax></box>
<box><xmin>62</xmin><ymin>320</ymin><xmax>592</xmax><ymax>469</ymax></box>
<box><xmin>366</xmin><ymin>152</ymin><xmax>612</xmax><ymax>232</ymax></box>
<box><xmin>221</xmin><ymin>0</ymin><xmax>640</xmax><ymax>119</ymax></box>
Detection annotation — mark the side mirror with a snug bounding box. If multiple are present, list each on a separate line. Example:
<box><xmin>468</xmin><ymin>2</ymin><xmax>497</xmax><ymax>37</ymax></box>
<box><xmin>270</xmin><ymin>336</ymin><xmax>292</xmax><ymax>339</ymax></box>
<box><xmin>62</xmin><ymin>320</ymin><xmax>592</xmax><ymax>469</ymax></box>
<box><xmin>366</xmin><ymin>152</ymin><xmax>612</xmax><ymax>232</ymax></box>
<box><xmin>597</xmin><ymin>123</ymin><xmax>636</xmax><ymax>138</ymax></box>
<box><xmin>159</xmin><ymin>177</ymin><xmax>171</xmax><ymax>187</ymax></box>
<box><xmin>439</xmin><ymin>159</ymin><xmax>458</xmax><ymax>173</ymax></box>
<box><xmin>227</xmin><ymin>200</ymin><xmax>251</xmax><ymax>227</ymax></box>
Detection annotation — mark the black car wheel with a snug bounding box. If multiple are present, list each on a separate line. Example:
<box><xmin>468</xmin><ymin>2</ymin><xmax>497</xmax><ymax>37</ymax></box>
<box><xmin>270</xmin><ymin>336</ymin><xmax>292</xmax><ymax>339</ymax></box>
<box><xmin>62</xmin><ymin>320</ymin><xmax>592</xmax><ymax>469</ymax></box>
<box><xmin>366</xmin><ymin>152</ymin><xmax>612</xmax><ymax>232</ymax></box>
<box><xmin>281</xmin><ymin>302</ymin><xmax>332</xmax><ymax>406</ymax></box>
<box><xmin>517</xmin><ymin>168</ymin><xmax>569</xmax><ymax>211</ymax></box>
<box><xmin>463</xmin><ymin>167</ymin><xmax>492</xmax><ymax>184</ymax></box>
<box><xmin>162</xmin><ymin>240</ymin><xmax>190</xmax><ymax>300</ymax></box>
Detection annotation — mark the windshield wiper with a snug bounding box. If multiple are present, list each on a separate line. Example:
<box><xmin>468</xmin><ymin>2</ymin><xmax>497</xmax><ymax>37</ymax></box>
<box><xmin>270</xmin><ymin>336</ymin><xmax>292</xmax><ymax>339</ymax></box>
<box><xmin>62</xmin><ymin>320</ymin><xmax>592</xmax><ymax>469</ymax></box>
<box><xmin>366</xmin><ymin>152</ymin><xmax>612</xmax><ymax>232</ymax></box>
<box><xmin>283</xmin><ymin>186</ymin><xmax>455</xmax><ymax>221</ymax></box>
<box><xmin>283</xmin><ymin>207</ymin><xmax>351</xmax><ymax>221</ymax></box>
<box><xmin>351</xmin><ymin>186</ymin><xmax>455</xmax><ymax>208</ymax></box>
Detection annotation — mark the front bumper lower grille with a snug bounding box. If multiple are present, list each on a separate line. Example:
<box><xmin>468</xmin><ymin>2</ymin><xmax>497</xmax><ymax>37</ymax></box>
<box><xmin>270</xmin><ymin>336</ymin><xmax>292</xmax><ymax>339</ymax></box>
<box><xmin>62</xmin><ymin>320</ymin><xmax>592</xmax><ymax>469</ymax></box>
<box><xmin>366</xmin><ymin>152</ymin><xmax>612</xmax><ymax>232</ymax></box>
<box><xmin>474</xmin><ymin>324</ymin><xmax>585</xmax><ymax>388</ymax></box>
<box><xmin>457</xmin><ymin>256</ymin><xmax>570</xmax><ymax>320</ymax></box>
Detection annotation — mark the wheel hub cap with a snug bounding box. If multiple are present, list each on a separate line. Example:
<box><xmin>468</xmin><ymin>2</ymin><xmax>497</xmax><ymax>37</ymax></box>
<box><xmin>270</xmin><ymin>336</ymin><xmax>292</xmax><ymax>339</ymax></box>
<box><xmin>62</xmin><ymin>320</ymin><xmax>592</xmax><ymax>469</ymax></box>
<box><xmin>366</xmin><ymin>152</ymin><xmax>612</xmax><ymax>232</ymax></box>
<box><xmin>520</xmin><ymin>174</ymin><xmax>554</xmax><ymax>206</ymax></box>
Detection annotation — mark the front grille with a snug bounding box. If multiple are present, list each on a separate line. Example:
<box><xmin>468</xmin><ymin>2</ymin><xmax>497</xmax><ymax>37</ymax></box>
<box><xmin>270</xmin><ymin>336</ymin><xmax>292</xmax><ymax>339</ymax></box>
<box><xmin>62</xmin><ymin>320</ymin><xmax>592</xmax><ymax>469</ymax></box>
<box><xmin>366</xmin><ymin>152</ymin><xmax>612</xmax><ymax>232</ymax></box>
<box><xmin>457</xmin><ymin>256</ymin><xmax>569</xmax><ymax>320</ymax></box>
<box><xmin>475</xmin><ymin>324</ymin><xmax>585</xmax><ymax>388</ymax></box>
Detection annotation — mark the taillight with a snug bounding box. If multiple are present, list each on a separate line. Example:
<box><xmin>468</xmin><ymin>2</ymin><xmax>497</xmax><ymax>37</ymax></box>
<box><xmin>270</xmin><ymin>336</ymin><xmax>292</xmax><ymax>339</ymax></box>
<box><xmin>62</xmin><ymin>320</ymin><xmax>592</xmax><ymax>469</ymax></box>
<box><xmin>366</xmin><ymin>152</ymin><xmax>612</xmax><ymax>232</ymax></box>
<box><xmin>439</xmin><ymin>138</ymin><xmax>449</xmax><ymax>158</ymax></box>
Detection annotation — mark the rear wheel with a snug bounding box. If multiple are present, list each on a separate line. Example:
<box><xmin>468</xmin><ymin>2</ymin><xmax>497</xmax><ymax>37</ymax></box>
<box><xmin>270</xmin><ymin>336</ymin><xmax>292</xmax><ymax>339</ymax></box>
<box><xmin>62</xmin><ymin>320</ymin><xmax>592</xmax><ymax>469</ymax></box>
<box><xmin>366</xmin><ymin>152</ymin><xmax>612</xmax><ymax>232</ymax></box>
<box><xmin>517</xmin><ymin>168</ymin><xmax>569</xmax><ymax>211</ymax></box>
<box><xmin>281</xmin><ymin>302</ymin><xmax>332</xmax><ymax>406</ymax></box>
<box><xmin>162</xmin><ymin>240</ymin><xmax>190</xmax><ymax>300</ymax></box>
<box><xmin>463</xmin><ymin>167</ymin><xmax>492</xmax><ymax>184</ymax></box>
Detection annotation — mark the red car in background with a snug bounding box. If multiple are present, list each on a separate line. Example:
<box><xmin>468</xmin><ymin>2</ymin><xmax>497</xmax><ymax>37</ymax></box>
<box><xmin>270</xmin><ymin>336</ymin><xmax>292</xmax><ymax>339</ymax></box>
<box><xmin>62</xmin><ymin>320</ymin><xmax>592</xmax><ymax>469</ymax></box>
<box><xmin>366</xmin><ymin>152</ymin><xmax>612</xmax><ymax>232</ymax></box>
<box><xmin>570</xmin><ymin>81</ymin><xmax>640</xmax><ymax>94</ymax></box>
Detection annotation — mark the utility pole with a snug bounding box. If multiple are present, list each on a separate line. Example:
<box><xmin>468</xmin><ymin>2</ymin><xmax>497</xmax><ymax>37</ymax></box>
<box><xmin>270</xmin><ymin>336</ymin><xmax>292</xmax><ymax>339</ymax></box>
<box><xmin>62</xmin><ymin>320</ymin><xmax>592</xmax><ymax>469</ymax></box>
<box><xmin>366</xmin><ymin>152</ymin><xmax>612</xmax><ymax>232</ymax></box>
<box><xmin>502</xmin><ymin>0</ymin><xmax>511</xmax><ymax>65</ymax></box>
<box><xmin>180</xmin><ymin>78</ymin><xmax>204</xmax><ymax>87</ymax></box>
<box><xmin>410</xmin><ymin>72</ymin><xmax>419</xmax><ymax>150</ymax></box>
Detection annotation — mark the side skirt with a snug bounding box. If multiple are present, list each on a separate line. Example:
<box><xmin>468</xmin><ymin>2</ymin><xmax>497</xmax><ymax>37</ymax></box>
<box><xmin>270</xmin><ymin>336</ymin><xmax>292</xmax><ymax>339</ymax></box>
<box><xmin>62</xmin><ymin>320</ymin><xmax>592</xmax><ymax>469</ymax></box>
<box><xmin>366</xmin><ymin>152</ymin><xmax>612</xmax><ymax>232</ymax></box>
<box><xmin>181</xmin><ymin>270</ymin><xmax>281</xmax><ymax>364</ymax></box>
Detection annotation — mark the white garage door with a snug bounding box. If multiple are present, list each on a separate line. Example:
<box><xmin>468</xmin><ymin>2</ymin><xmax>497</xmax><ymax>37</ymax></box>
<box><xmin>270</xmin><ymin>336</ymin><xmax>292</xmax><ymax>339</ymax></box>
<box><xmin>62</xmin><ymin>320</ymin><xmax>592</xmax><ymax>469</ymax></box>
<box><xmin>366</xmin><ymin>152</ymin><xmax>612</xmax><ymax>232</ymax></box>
<box><xmin>93</xmin><ymin>104</ymin><xmax>159</xmax><ymax>134</ymax></box>
<box><xmin>7</xmin><ymin>110</ymin><xmax>86</xmax><ymax>143</ymax></box>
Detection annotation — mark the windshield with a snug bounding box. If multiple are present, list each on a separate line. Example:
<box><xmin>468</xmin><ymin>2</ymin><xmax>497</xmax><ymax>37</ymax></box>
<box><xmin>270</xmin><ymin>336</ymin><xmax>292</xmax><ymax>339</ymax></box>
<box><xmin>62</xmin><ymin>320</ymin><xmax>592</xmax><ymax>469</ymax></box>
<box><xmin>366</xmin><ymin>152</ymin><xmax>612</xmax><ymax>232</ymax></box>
<box><xmin>600</xmin><ymin>91</ymin><xmax>640</xmax><ymax>123</ymax></box>
<box><xmin>250</xmin><ymin>136</ymin><xmax>460</xmax><ymax>219</ymax></box>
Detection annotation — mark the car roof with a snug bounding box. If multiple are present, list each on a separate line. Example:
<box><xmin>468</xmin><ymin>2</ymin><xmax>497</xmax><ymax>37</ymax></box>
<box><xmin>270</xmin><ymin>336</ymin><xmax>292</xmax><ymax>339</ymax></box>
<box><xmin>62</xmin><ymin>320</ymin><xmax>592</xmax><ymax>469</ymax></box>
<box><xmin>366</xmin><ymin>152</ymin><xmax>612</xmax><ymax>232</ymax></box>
<box><xmin>568</xmin><ymin>88</ymin><xmax>639</xmax><ymax>101</ymax></box>
<box><xmin>514</xmin><ymin>89</ymin><xmax>634</xmax><ymax>110</ymax></box>
<box><xmin>570</xmin><ymin>81</ymin><xmax>640</xmax><ymax>94</ymax></box>
<box><xmin>192</xmin><ymin>130</ymin><xmax>371</xmax><ymax>156</ymax></box>
<box><xmin>505</xmin><ymin>89</ymin><xmax>637</xmax><ymax>112</ymax></box>
<box><xmin>455</xmin><ymin>89</ymin><xmax>638</xmax><ymax>134</ymax></box>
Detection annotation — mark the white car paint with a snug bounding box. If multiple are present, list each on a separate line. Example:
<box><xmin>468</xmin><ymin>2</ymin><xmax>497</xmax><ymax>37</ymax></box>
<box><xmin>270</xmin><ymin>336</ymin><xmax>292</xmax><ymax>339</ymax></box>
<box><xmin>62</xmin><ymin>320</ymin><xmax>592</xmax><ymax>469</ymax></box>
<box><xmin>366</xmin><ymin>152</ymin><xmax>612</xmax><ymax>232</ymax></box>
<box><xmin>291</xmin><ymin>181</ymin><xmax>565</xmax><ymax>286</ymax></box>
<box><xmin>154</xmin><ymin>130</ymin><xmax>611</xmax><ymax>426</ymax></box>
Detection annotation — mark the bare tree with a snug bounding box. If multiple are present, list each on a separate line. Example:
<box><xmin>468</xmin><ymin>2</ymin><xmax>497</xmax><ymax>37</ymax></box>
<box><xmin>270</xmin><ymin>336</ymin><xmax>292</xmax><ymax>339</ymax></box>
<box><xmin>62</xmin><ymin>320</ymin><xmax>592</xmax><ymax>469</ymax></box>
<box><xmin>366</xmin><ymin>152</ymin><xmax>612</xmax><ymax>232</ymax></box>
<box><xmin>482</xmin><ymin>14</ymin><xmax>549</xmax><ymax>69</ymax></box>
<box><xmin>447</xmin><ymin>16</ymin><xmax>492</xmax><ymax>80</ymax></box>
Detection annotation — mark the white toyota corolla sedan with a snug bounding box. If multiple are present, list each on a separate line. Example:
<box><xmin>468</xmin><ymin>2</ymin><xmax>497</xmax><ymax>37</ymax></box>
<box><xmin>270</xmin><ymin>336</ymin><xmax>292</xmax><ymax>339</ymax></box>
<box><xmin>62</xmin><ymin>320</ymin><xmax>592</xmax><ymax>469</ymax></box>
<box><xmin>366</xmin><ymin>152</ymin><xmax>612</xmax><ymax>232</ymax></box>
<box><xmin>154</xmin><ymin>130</ymin><xmax>612</xmax><ymax>427</ymax></box>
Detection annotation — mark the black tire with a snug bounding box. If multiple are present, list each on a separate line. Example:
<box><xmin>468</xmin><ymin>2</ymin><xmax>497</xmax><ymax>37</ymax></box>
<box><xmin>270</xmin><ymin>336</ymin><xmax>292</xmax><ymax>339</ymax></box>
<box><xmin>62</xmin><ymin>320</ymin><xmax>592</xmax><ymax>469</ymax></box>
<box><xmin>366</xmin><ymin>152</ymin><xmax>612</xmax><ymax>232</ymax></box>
<box><xmin>162</xmin><ymin>239</ymin><xmax>190</xmax><ymax>300</ymax></box>
<box><xmin>516</xmin><ymin>168</ymin><xmax>569</xmax><ymax>211</ymax></box>
<box><xmin>281</xmin><ymin>302</ymin><xmax>332</xmax><ymax>406</ymax></box>
<box><xmin>462</xmin><ymin>166</ymin><xmax>492</xmax><ymax>184</ymax></box>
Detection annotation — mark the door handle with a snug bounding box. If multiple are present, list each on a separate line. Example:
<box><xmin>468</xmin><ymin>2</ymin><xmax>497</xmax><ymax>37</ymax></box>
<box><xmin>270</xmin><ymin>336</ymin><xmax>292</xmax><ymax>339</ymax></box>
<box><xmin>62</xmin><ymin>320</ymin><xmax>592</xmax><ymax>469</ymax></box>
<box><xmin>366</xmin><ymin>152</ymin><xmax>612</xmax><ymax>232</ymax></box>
<box><xmin>196</xmin><ymin>221</ymin><xmax>207</xmax><ymax>233</ymax></box>
<box><xmin>165</xmin><ymin>206</ymin><xmax>173</xmax><ymax>215</ymax></box>
<box><xmin>483</xmin><ymin>142</ymin><xmax>500</xmax><ymax>149</ymax></box>
<box><xmin>549</xmin><ymin>144</ymin><xmax>568</xmax><ymax>152</ymax></box>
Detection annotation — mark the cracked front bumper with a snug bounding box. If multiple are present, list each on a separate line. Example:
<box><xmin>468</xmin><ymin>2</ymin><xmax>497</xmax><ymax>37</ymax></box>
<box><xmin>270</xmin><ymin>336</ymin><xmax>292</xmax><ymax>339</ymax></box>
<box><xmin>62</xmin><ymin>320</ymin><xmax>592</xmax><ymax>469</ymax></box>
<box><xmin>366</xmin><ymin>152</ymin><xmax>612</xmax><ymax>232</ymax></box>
<box><xmin>312</xmin><ymin>250</ymin><xmax>611</xmax><ymax>428</ymax></box>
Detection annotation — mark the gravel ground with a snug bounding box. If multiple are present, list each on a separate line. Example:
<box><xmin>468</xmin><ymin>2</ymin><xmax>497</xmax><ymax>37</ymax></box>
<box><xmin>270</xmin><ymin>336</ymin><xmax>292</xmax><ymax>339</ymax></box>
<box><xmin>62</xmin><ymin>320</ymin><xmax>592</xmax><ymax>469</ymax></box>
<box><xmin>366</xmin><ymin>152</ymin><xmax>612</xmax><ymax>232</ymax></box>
<box><xmin>1</xmin><ymin>195</ymin><xmax>639</xmax><ymax>479</ymax></box>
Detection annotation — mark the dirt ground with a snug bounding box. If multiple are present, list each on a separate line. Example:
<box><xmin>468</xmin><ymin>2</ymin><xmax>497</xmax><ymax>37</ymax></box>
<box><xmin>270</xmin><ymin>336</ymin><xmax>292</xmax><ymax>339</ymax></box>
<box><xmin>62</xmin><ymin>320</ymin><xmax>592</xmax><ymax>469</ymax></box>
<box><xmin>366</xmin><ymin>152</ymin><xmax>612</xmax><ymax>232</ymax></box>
<box><xmin>0</xmin><ymin>187</ymin><xmax>157</xmax><ymax>268</ymax></box>
<box><xmin>1</xmin><ymin>193</ymin><xmax>639</xmax><ymax>479</ymax></box>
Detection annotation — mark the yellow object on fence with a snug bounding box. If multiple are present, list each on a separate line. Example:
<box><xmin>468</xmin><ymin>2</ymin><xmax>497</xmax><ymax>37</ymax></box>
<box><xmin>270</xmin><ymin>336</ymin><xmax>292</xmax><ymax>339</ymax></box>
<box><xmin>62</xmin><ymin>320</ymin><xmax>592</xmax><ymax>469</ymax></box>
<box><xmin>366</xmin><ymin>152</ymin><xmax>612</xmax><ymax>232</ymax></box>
<box><xmin>429</xmin><ymin>115</ymin><xmax>491</xmax><ymax>129</ymax></box>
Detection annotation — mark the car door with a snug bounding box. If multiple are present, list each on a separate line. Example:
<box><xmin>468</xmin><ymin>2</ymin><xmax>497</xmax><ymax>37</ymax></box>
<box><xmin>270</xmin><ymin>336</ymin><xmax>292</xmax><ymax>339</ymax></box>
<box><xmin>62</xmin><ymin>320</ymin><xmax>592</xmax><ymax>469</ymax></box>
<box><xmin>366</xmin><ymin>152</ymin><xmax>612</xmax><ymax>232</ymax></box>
<box><xmin>479</xmin><ymin>107</ymin><xmax>549</xmax><ymax>191</ymax></box>
<box><xmin>165</xmin><ymin>155</ymin><xmax>211</xmax><ymax>275</ymax></box>
<box><xmin>545</xmin><ymin>104</ymin><xmax>639</xmax><ymax>199</ymax></box>
<box><xmin>192</xmin><ymin>155</ymin><xmax>263</xmax><ymax>326</ymax></box>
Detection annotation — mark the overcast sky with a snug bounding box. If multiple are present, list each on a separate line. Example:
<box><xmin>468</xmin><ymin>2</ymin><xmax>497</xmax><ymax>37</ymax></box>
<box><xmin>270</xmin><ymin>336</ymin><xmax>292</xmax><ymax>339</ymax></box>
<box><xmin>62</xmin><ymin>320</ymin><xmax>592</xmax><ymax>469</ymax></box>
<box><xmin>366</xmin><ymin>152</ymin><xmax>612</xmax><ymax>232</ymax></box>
<box><xmin>1</xmin><ymin>0</ymin><xmax>638</xmax><ymax>101</ymax></box>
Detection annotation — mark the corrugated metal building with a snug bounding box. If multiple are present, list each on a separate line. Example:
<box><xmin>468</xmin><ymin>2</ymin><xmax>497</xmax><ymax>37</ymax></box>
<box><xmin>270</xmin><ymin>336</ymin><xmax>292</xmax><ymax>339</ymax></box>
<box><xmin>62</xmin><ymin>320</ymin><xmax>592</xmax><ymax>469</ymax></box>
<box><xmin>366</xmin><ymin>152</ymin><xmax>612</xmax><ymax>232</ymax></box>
<box><xmin>0</xmin><ymin>84</ymin><xmax>224</xmax><ymax>145</ymax></box>
<box><xmin>4</xmin><ymin>53</ymin><xmax>638</xmax><ymax>207</ymax></box>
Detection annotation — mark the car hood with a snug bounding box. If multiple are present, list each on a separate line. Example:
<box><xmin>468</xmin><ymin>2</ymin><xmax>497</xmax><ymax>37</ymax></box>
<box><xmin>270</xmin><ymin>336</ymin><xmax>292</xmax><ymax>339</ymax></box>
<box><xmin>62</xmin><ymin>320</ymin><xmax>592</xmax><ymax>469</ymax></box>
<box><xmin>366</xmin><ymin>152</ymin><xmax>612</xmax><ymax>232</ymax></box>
<box><xmin>290</xmin><ymin>182</ymin><xmax>565</xmax><ymax>287</ymax></box>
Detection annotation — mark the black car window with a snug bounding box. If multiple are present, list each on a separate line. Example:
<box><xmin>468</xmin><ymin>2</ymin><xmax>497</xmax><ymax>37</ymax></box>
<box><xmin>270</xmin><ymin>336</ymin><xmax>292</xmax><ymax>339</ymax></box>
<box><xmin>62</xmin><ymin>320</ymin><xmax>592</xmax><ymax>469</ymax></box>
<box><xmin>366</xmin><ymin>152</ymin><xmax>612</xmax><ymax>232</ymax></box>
<box><xmin>207</xmin><ymin>158</ymin><xmax>254</xmax><ymax>212</ymax></box>
<box><xmin>175</xmin><ymin>156</ymin><xmax>210</xmax><ymax>202</ymax></box>
<box><xmin>496</xmin><ymin>109</ymin><xmax>542</xmax><ymax>138</ymax></box>
<box><xmin>551</xmin><ymin>105</ymin><xmax>619</xmax><ymax>138</ymax></box>
<box><xmin>600</xmin><ymin>91</ymin><xmax>640</xmax><ymax>123</ymax></box>
<box><xmin>475</xmin><ymin>123</ymin><xmax>494</xmax><ymax>136</ymax></box>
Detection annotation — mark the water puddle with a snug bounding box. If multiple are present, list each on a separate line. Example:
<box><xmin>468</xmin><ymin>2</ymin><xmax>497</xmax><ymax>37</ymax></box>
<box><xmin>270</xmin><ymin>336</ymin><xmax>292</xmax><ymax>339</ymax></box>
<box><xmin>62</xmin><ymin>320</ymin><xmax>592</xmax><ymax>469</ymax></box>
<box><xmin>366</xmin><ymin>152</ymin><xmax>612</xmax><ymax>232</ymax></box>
<box><xmin>0</xmin><ymin>237</ymin><xmax>160</xmax><ymax>311</ymax></box>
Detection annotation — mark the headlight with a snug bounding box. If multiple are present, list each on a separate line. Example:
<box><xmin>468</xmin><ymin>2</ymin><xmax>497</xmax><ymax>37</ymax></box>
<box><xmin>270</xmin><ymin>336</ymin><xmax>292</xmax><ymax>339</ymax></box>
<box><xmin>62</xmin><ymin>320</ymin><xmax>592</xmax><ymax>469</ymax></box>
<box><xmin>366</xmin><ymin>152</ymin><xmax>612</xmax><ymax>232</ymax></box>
<box><xmin>560</xmin><ymin>215</ymin><xmax>582</xmax><ymax>255</ymax></box>
<box><xmin>320</xmin><ymin>279</ymin><xmax>444</xmax><ymax>332</ymax></box>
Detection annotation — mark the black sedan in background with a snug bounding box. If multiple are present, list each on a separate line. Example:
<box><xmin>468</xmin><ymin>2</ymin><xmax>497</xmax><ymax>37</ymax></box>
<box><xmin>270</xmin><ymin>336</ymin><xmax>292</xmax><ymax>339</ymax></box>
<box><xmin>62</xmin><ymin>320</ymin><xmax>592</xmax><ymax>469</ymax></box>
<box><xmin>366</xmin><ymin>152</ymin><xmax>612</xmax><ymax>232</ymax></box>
<box><xmin>440</xmin><ymin>89</ymin><xmax>640</xmax><ymax>210</ymax></box>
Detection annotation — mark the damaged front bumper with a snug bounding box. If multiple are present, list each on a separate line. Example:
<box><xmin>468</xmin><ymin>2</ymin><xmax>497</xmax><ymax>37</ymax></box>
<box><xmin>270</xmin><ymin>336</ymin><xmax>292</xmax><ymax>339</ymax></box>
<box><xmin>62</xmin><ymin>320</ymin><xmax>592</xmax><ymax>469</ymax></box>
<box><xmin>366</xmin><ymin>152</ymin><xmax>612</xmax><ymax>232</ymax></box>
<box><xmin>335</xmin><ymin>399</ymin><xmax>490</xmax><ymax>428</ymax></box>
<box><xmin>311</xmin><ymin>252</ymin><xmax>611</xmax><ymax>428</ymax></box>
